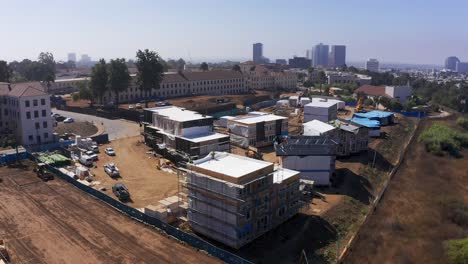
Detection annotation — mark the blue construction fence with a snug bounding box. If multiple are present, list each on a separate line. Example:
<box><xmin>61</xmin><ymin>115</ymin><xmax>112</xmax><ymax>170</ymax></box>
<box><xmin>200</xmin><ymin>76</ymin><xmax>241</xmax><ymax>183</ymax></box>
<box><xmin>26</xmin><ymin>140</ymin><xmax>75</xmax><ymax>153</ymax></box>
<box><xmin>28</xmin><ymin>153</ymin><xmax>251</xmax><ymax>264</ymax></box>
<box><xmin>0</xmin><ymin>151</ymin><xmax>28</xmax><ymax>164</ymax></box>
<box><xmin>393</xmin><ymin>110</ymin><xmax>428</xmax><ymax>118</ymax></box>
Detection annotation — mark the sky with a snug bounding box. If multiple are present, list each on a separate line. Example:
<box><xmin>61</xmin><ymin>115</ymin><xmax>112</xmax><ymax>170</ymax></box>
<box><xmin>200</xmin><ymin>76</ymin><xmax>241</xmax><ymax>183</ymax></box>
<box><xmin>1</xmin><ymin>0</ymin><xmax>468</xmax><ymax>65</ymax></box>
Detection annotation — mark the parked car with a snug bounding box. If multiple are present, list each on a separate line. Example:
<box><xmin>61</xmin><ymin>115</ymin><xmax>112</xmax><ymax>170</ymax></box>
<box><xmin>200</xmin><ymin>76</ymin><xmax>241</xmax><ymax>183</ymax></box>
<box><xmin>79</xmin><ymin>155</ymin><xmax>93</xmax><ymax>166</ymax></box>
<box><xmin>135</xmin><ymin>103</ymin><xmax>142</xmax><ymax>109</ymax></box>
<box><xmin>85</xmin><ymin>151</ymin><xmax>98</xmax><ymax>161</ymax></box>
<box><xmin>55</xmin><ymin>115</ymin><xmax>66</xmax><ymax>122</ymax></box>
<box><xmin>104</xmin><ymin>163</ymin><xmax>120</xmax><ymax>178</ymax></box>
<box><xmin>63</xmin><ymin>117</ymin><xmax>74</xmax><ymax>123</ymax></box>
<box><xmin>128</xmin><ymin>105</ymin><xmax>135</xmax><ymax>110</ymax></box>
<box><xmin>112</xmin><ymin>184</ymin><xmax>130</xmax><ymax>201</ymax></box>
<box><xmin>105</xmin><ymin>147</ymin><xmax>116</xmax><ymax>156</ymax></box>
<box><xmin>89</xmin><ymin>145</ymin><xmax>99</xmax><ymax>153</ymax></box>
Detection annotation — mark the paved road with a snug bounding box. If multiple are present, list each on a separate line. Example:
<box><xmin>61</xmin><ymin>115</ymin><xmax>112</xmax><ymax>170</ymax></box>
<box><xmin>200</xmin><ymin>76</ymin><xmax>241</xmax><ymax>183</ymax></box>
<box><xmin>53</xmin><ymin>108</ymin><xmax>140</xmax><ymax>140</ymax></box>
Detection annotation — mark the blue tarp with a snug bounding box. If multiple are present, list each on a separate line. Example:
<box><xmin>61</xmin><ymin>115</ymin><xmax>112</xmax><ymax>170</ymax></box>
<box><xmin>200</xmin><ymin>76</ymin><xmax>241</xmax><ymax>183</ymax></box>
<box><xmin>353</xmin><ymin>110</ymin><xmax>395</xmax><ymax>119</ymax></box>
<box><xmin>347</xmin><ymin>117</ymin><xmax>381</xmax><ymax>128</ymax></box>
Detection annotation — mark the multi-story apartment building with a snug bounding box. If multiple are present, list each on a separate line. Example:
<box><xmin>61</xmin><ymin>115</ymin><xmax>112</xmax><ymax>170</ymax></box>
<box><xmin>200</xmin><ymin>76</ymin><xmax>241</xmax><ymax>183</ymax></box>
<box><xmin>185</xmin><ymin>151</ymin><xmax>300</xmax><ymax>248</ymax></box>
<box><xmin>143</xmin><ymin>106</ymin><xmax>230</xmax><ymax>159</ymax></box>
<box><xmin>365</xmin><ymin>58</ymin><xmax>379</xmax><ymax>72</ymax></box>
<box><xmin>0</xmin><ymin>82</ymin><xmax>54</xmax><ymax>146</ymax></box>
<box><xmin>326</xmin><ymin>71</ymin><xmax>372</xmax><ymax>86</ymax></box>
<box><xmin>332</xmin><ymin>119</ymin><xmax>369</xmax><ymax>156</ymax></box>
<box><xmin>227</xmin><ymin>112</ymin><xmax>288</xmax><ymax>148</ymax></box>
<box><xmin>240</xmin><ymin>62</ymin><xmax>297</xmax><ymax>90</ymax></box>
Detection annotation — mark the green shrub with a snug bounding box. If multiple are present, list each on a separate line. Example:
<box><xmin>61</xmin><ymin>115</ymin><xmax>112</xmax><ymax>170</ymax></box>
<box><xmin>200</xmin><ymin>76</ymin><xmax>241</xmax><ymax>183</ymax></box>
<box><xmin>418</xmin><ymin>123</ymin><xmax>468</xmax><ymax>157</ymax></box>
<box><xmin>457</xmin><ymin>117</ymin><xmax>468</xmax><ymax>130</ymax></box>
<box><xmin>444</xmin><ymin>238</ymin><xmax>468</xmax><ymax>264</ymax></box>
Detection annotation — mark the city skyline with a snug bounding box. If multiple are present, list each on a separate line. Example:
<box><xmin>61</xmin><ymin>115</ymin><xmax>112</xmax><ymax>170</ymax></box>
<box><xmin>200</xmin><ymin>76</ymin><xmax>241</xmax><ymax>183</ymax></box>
<box><xmin>1</xmin><ymin>0</ymin><xmax>468</xmax><ymax>65</ymax></box>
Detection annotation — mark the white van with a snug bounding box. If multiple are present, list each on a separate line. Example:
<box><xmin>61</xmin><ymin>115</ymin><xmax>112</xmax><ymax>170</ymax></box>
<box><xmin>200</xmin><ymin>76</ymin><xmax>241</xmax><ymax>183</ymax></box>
<box><xmin>79</xmin><ymin>155</ymin><xmax>93</xmax><ymax>166</ymax></box>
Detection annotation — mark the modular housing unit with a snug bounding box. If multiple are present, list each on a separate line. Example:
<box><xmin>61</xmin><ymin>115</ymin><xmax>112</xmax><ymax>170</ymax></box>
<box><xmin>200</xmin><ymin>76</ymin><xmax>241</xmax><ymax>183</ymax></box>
<box><xmin>185</xmin><ymin>152</ymin><xmax>300</xmax><ymax>248</ymax></box>
<box><xmin>304</xmin><ymin>99</ymin><xmax>338</xmax><ymax>123</ymax></box>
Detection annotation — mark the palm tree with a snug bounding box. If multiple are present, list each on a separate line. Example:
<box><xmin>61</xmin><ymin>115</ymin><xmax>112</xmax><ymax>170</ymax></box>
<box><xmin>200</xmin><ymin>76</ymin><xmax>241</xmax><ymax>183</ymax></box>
<box><xmin>108</xmin><ymin>58</ymin><xmax>131</xmax><ymax>108</ymax></box>
<box><xmin>135</xmin><ymin>49</ymin><xmax>164</xmax><ymax>108</ymax></box>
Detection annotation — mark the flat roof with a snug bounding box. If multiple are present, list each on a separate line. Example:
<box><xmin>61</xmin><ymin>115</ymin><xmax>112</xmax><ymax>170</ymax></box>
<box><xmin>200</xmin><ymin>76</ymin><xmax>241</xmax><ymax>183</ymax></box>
<box><xmin>232</xmin><ymin>113</ymin><xmax>287</xmax><ymax>125</ymax></box>
<box><xmin>305</xmin><ymin>99</ymin><xmax>338</xmax><ymax>108</ymax></box>
<box><xmin>146</xmin><ymin>106</ymin><xmax>212</xmax><ymax>122</ymax></box>
<box><xmin>273</xmin><ymin>167</ymin><xmax>300</xmax><ymax>184</ymax></box>
<box><xmin>303</xmin><ymin>120</ymin><xmax>335</xmax><ymax>135</ymax></box>
<box><xmin>193</xmin><ymin>152</ymin><xmax>272</xmax><ymax>178</ymax></box>
<box><xmin>182</xmin><ymin>132</ymin><xmax>229</xmax><ymax>143</ymax></box>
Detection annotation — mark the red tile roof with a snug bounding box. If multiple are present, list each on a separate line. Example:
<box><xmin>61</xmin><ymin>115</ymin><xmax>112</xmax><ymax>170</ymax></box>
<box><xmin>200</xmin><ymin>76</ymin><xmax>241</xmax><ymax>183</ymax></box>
<box><xmin>8</xmin><ymin>82</ymin><xmax>47</xmax><ymax>97</ymax></box>
<box><xmin>355</xmin><ymin>85</ymin><xmax>388</xmax><ymax>97</ymax></box>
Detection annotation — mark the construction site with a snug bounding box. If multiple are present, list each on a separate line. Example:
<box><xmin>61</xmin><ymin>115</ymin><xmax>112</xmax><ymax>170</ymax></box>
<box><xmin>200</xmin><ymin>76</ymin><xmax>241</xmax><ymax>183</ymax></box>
<box><xmin>0</xmin><ymin>160</ymin><xmax>219</xmax><ymax>264</ymax></box>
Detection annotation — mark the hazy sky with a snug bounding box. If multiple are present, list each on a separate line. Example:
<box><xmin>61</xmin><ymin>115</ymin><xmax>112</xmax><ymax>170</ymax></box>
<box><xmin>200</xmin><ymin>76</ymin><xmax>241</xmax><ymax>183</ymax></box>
<box><xmin>1</xmin><ymin>0</ymin><xmax>467</xmax><ymax>65</ymax></box>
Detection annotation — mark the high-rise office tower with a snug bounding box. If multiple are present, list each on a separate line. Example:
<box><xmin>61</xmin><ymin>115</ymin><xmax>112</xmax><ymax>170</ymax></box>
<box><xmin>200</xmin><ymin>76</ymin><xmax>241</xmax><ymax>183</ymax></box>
<box><xmin>67</xmin><ymin>53</ymin><xmax>76</xmax><ymax>62</ymax></box>
<box><xmin>365</xmin><ymin>58</ymin><xmax>379</xmax><ymax>72</ymax></box>
<box><xmin>330</xmin><ymin>45</ymin><xmax>346</xmax><ymax>67</ymax></box>
<box><xmin>445</xmin><ymin>56</ymin><xmax>460</xmax><ymax>71</ymax></box>
<box><xmin>312</xmin><ymin>43</ymin><xmax>329</xmax><ymax>67</ymax></box>
<box><xmin>253</xmin><ymin>43</ymin><xmax>263</xmax><ymax>64</ymax></box>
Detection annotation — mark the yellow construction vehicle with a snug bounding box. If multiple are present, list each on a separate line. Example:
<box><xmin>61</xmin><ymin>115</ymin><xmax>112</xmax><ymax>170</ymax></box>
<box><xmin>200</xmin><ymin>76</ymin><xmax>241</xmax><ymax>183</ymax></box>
<box><xmin>355</xmin><ymin>96</ymin><xmax>364</xmax><ymax>112</ymax></box>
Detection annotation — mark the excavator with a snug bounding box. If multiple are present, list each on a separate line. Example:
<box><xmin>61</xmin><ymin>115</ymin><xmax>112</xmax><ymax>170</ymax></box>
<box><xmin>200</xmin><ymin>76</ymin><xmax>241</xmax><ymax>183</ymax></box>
<box><xmin>34</xmin><ymin>163</ymin><xmax>54</xmax><ymax>181</ymax></box>
<box><xmin>355</xmin><ymin>96</ymin><xmax>365</xmax><ymax>112</ymax></box>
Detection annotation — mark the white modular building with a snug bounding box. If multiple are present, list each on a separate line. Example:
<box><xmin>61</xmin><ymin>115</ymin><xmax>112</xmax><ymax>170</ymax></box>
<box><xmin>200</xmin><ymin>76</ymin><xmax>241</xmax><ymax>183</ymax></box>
<box><xmin>228</xmin><ymin>113</ymin><xmax>288</xmax><ymax>148</ymax></box>
<box><xmin>275</xmin><ymin>136</ymin><xmax>337</xmax><ymax>186</ymax></box>
<box><xmin>303</xmin><ymin>119</ymin><xmax>337</xmax><ymax>136</ymax></box>
<box><xmin>304</xmin><ymin>99</ymin><xmax>338</xmax><ymax>123</ymax></box>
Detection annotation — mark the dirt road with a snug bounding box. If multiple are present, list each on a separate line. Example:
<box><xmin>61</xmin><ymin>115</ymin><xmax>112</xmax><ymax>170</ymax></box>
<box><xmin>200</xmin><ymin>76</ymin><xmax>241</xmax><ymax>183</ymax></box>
<box><xmin>344</xmin><ymin>116</ymin><xmax>468</xmax><ymax>264</ymax></box>
<box><xmin>0</xmin><ymin>162</ymin><xmax>219</xmax><ymax>264</ymax></box>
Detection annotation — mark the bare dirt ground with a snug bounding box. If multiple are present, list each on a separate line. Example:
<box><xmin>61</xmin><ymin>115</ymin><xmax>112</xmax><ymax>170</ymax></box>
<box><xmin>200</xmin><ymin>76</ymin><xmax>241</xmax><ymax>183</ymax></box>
<box><xmin>54</xmin><ymin>121</ymin><xmax>98</xmax><ymax>137</ymax></box>
<box><xmin>0</xmin><ymin>161</ymin><xmax>219</xmax><ymax>264</ymax></box>
<box><xmin>89</xmin><ymin>136</ymin><xmax>179</xmax><ymax>208</ymax></box>
<box><xmin>344</xmin><ymin>115</ymin><xmax>468</xmax><ymax>264</ymax></box>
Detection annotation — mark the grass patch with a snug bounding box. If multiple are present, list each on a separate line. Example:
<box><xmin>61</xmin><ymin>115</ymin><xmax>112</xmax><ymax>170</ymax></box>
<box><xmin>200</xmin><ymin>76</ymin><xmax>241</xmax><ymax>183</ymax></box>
<box><xmin>444</xmin><ymin>238</ymin><xmax>468</xmax><ymax>264</ymax></box>
<box><xmin>418</xmin><ymin>123</ymin><xmax>468</xmax><ymax>157</ymax></box>
<box><xmin>456</xmin><ymin>117</ymin><xmax>468</xmax><ymax>130</ymax></box>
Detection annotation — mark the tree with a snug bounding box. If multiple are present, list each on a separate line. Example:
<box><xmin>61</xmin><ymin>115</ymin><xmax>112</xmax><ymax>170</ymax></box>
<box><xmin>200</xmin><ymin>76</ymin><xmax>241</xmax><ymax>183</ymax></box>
<box><xmin>77</xmin><ymin>80</ymin><xmax>93</xmax><ymax>105</ymax></box>
<box><xmin>318</xmin><ymin>70</ymin><xmax>327</xmax><ymax>94</ymax></box>
<box><xmin>200</xmin><ymin>62</ymin><xmax>209</xmax><ymax>71</ymax></box>
<box><xmin>38</xmin><ymin>52</ymin><xmax>56</xmax><ymax>84</ymax></box>
<box><xmin>108</xmin><ymin>58</ymin><xmax>131</xmax><ymax>107</ymax></box>
<box><xmin>389</xmin><ymin>100</ymin><xmax>403</xmax><ymax>111</ymax></box>
<box><xmin>232</xmin><ymin>64</ymin><xmax>241</xmax><ymax>72</ymax></box>
<box><xmin>176</xmin><ymin>58</ymin><xmax>186</xmax><ymax>71</ymax></box>
<box><xmin>135</xmin><ymin>49</ymin><xmax>164</xmax><ymax>107</ymax></box>
<box><xmin>0</xmin><ymin>60</ymin><xmax>11</xmax><ymax>82</ymax></box>
<box><xmin>90</xmin><ymin>59</ymin><xmax>109</xmax><ymax>105</ymax></box>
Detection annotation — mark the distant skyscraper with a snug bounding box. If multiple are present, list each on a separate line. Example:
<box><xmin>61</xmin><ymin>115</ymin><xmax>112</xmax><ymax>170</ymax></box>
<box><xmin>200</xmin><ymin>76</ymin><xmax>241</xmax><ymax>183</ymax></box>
<box><xmin>275</xmin><ymin>59</ymin><xmax>287</xmax><ymax>65</ymax></box>
<box><xmin>80</xmin><ymin>54</ymin><xmax>92</xmax><ymax>64</ymax></box>
<box><xmin>365</xmin><ymin>58</ymin><xmax>379</xmax><ymax>72</ymax></box>
<box><xmin>445</xmin><ymin>56</ymin><xmax>460</xmax><ymax>71</ymax></box>
<box><xmin>253</xmin><ymin>43</ymin><xmax>263</xmax><ymax>64</ymax></box>
<box><xmin>67</xmin><ymin>53</ymin><xmax>76</xmax><ymax>62</ymax></box>
<box><xmin>312</xmin><ymin>43</ymin><xmax>329</xmax><ymax>67</ymax></box>
<box><xmin>329</xmin><ymin>45</ymin><xmax>346</xmax><ymax>67</ymax></box>
<box><xmin>288</xmin><ymin>57</ymin><xmax>311</xmax><ymax>69</ymax></box>
<box><xmin>456</xmin><ymin>62</ymin><xmax>468</xmax><ymax>73</ymax></box>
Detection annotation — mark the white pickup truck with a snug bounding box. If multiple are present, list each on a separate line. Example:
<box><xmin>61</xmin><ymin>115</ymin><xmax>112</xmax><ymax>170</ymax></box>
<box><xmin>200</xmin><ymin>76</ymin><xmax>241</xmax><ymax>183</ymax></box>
<box><xmin>104</xmin><ymin>163</ymin><xmax>120</xmax><ymax>178</ymax></box>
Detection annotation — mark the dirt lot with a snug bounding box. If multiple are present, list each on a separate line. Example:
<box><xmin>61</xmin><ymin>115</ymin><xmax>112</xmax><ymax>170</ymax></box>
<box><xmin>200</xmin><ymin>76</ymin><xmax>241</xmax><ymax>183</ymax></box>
<box><xmin>0</xmin><ymin>161</ymin><xmax>219</xmax><ymax>264</ymax></box>
<box><xmin>88</xmin><ymin>136</ymin><xmax>179</xmax><ymax>209</ymax></box>
<box><xmin>344</xmin><ymin>115</ymin><xmax>468</xmax><ymax>264</ymax></box>
<box><xmin>54</xmin><ymin>121</ymin><xmax>98</xmax><ymax>137</ymax></box>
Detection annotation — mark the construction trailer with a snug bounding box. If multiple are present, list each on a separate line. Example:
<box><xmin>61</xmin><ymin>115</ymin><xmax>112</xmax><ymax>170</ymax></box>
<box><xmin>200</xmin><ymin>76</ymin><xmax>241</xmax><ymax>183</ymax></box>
<box><xmin>310</xmin><ymin>97</ymin><xmax>345</xmax><ymax>110</ymax></box>
<box><xmin>143</xmin><ymin>106</ymin><xmax>230</xmax><ymax>159</ymax></box>
<box><xmin>275</xmin><ymin>136</ymin><xmax>337</xmax><ymax>186</ymax></box>
<box><xmin>227</xmin><ymin>113</ymin><xmax>288</xmax><ymax>148</ymax></box>
<box><xmin>185</xmin><ymin>152</ymin><xmax>300</xmax><ymax>249</ymax></box>
<box><xmin>303</xmin><ymin>99</ymin><xmax>338</xmax><ymax>123</ymax></box>
<box><xmin>302</xmin><ymin>119</ymin><xmax>337</xmax><ymax>137</ymax></box>
<box><xmin>332</xmin><ymin>119</ymin><xmax>369</xmax><ymax>156</ymax></box>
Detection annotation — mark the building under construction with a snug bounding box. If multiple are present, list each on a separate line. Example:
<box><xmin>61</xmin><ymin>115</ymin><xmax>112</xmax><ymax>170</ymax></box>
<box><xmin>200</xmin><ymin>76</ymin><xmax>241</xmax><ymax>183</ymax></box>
<box><xmin>184</xmin><ymin>152</ymin><xmax>300</xmax><ymax>249</ymax></box>
<box><xmin>227</xmin><ymin>112</ymin><xmax>288</xmax><ymax>148</ymax></box>
<box><xmin>275</xmin><ymin>136</ymin><xmax>337</xmax><ymax>186</ymax></box>
<box><xmin>143</xmin><ymin>106</ymin><xmax>230</xmax><ymax>159</ymax></box>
